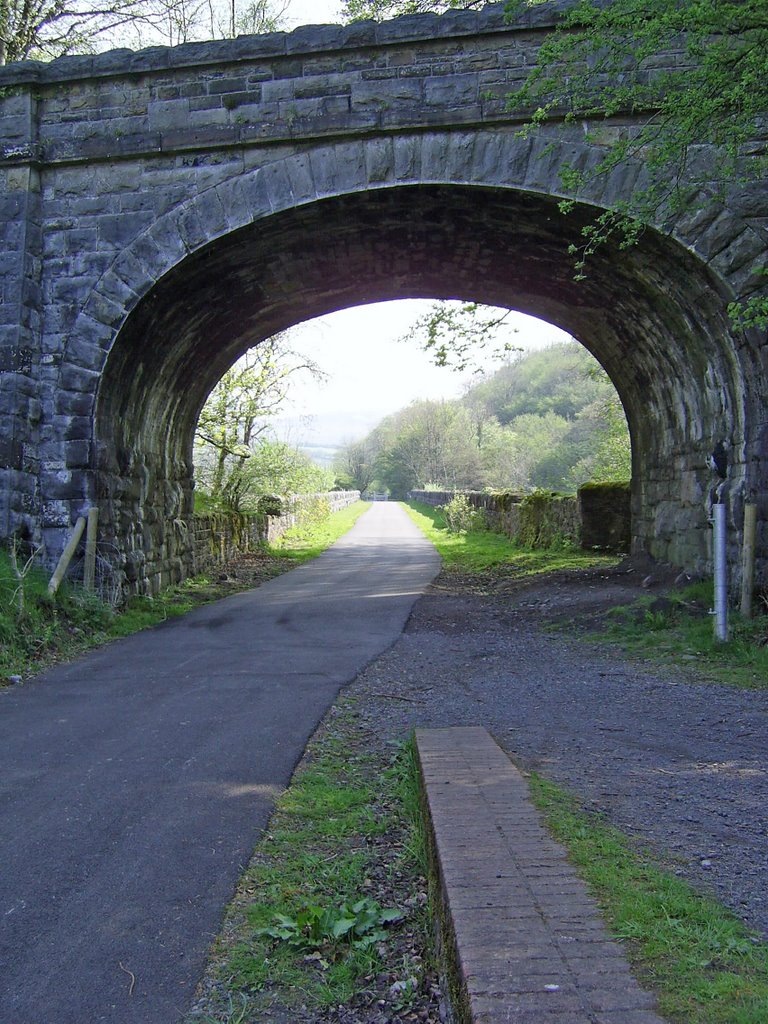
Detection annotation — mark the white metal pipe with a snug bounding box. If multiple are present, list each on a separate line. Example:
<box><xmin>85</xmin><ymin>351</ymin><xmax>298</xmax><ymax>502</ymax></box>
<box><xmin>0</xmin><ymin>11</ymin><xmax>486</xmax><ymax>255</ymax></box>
<box><xmin>712</xmin><ymin>502</ymin><xmax>728</xmax><ymax>642</ymax></box>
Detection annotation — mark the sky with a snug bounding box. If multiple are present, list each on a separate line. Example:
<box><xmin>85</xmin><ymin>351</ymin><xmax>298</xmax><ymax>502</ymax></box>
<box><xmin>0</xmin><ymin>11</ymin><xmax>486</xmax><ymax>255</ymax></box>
<box><xmin>286</xmin><ymin>0</ymin><xmax>345</xmax><ymax>27</ymax></box>
<box><xmin>276</xmin><ymin>302</ymin><xmax>570</xmax><ymax>446</ymax></box>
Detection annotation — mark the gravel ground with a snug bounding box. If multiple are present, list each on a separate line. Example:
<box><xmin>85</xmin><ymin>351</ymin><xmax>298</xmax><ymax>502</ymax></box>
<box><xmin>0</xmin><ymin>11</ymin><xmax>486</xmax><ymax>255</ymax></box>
<box><xmin>344</xmin><ymin>564</ymin><xmax>768</xmax><ymax>942</ymax></box>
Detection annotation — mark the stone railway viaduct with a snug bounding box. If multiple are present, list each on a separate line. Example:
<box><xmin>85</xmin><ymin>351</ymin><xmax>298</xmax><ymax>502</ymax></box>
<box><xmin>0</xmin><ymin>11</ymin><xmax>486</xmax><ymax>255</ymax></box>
<box><xmin>1</xmin><ymin>0</ymin><xmax>766</xmax><ymax>595</ymax></box>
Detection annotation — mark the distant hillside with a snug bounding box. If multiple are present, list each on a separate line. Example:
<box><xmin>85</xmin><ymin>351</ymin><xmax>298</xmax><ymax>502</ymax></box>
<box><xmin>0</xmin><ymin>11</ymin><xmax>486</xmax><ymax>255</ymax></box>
<box><xmin>273</xmin><ymin>410</ymin><xmax>386</xmax><ymax>448</ymax></box>
<box><xmin>334</xmin><ymin>342</ymin><xmax>631</xmax><ymax>497</ymax></box>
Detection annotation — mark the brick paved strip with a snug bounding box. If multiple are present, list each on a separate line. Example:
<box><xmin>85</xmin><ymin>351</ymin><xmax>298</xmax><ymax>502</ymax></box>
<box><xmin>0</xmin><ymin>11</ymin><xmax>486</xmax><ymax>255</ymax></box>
<box><xmin>415</xmin><ymin>726</ymin><xmax>667</xmax><ymax>1024</ymax></box>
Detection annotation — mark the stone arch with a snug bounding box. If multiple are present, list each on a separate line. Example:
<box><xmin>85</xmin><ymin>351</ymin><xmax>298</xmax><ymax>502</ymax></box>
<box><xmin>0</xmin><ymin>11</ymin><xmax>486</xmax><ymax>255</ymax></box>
<box><xmin>55</xmin><ymin>131</ymin><xmax>763</xmax><ymax>592</ymax></box>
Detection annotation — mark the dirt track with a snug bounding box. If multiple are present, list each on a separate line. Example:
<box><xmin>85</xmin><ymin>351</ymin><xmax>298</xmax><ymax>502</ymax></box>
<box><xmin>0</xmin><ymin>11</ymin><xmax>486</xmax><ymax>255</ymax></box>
<box><xmin>346</xmin><ymin>563</ymin><xmax>768</xmax><ymax>941</ymax></box>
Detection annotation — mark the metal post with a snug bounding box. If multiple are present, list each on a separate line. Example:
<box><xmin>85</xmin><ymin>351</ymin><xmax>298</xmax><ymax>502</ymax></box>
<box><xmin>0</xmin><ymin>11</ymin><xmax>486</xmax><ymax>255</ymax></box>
<box><xmin>712</xmin><ymin>502</ymin><xmax>728</xmax><ymax>642</ymax></box>
<box><xmin>740</xmin><ymin>503</ymin><xmax>757</xmax><ymax>619</ymax></box>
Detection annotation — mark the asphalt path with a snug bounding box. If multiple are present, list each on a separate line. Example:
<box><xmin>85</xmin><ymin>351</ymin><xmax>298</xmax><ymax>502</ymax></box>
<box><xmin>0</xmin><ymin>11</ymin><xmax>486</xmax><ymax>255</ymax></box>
<box><xmin>0</xmin><ymin>502</ymin><xmax>440</xmax><ymax>1024</ymax></box>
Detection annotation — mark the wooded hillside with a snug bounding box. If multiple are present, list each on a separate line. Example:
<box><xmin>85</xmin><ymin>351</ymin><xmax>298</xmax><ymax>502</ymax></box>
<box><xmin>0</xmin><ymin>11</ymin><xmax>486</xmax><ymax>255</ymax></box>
<box><xmin>335</xmin><ymin>342</ymin><xmax>631</xmax><ymax>497</ymax></box>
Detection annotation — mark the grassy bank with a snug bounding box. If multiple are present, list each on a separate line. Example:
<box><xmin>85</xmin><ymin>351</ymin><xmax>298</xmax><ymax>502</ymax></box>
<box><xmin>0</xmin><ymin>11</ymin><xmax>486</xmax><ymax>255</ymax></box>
<box><xmin>403</xmin><ymin>500</ymin><xmax>618</xmax><ymax>576</ymax></box>
<box><xmin>0</xmin><ymin>501</ymin><xmax>371</xmax><ymax>683</ymax></box>
<box><xmin>593</xmin><ymin>581</ymin><xmax>768</xmax><ymax>689</ymax></box>
<box><xmin>269</xmin><ymin>500</ymin><xmax>371</xmax><ymax>562</ymax></box>
<box><xmin>531</xmin><ymin>775</ymin><xmax>768</xmax><ymax>1024</ymax></box>
<box><xmin>186</xmin><ymin>709</ymin><xmax>436</xmax><ymax>1023</ymax></box>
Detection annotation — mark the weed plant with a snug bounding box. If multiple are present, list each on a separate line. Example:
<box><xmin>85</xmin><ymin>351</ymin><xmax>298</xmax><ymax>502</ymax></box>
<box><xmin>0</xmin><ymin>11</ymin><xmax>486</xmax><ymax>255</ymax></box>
<box><xmin>1</xmin><ymin>502</ymin><xmax>372</xmax><ymax>683</ymax></box>
<box><xmin>212</xmin><ymin>715</ymin><xmax>432</xmax><ymax>1014</ymax></box>
<box><xmin>0</xmin><ymin>548</ymin><xmax>213</xmax><ymax>681</ymax></box>
<box><xmin>531</xmin><ymin>775</ymin><xmax>768</xmax><ymax>1024</ymax></box>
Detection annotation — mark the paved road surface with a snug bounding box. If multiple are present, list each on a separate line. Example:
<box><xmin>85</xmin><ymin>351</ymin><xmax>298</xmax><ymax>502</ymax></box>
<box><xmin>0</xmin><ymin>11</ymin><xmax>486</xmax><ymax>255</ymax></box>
<box><xmin>0</xmin><ymin>503</ymin><xmax>440</xmax><ymax>1024</ymax></box>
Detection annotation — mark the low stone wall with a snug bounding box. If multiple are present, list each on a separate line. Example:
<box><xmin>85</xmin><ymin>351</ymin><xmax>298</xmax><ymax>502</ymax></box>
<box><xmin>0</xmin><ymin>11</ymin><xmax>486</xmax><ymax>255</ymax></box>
<box><xmin>191</xmin><ymin>490</ymin><xmax>360</xmax><ymax>574</ymax></box>
<box><xmin>409</xmin><ymin>486</ymin><xmax>631</xmax><ymax>553</ymax></box>
<box><xmin>517</xmin><ymin>492</ymin><xmax>581</xmax><ymax>548</ymax></box>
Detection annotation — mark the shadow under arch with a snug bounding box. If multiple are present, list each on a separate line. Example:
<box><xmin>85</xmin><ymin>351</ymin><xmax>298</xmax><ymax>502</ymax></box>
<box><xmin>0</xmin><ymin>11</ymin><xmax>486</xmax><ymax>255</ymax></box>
<box><xmin>94</xmin><ymin>182</ymin><xmax>743</xmax><ymax>593</ymax></box>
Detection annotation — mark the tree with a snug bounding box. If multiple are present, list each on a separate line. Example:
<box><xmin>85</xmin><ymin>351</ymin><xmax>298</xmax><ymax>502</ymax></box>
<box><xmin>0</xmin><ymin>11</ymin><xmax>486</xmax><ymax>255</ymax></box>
<box><xmin>0</xmin><ymin>0</ymin><xmax>288</xmax><ymax>65</ymax></box>
<box><xmin>351</xmin><ymin>341</ymin><xmax>631</xmax><ymax>495</ymax></box>
<box><xmin>334</xmin><ymin>437</ymin><xmax>379</xmax><ymax>493</ymax></box>
<box><xmin>341</xmin><ymin>0</ymin><xmax>483</xmax><ymax>21</ymax></box>
<box><xmin>220</xmin><ymin>440</ymin><xmax>334</xmax><ymax>512</ymax></box>
<box><xmin>400</xmin><ymin>301</ymin><xmax>521</xmax><ymax>373</ymax></box>
<box><xmin>194</xmin><ymin>334</ymin><xmax>324</xmax><ymax>512</ymax></box>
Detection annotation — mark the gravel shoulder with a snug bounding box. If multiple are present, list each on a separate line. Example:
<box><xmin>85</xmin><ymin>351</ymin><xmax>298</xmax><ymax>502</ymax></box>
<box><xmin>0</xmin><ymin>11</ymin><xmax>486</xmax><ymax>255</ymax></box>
<box><xmin>345</xmin><ymin>563</ymin><xmax>768</xmax><ymax>942</ymax></box>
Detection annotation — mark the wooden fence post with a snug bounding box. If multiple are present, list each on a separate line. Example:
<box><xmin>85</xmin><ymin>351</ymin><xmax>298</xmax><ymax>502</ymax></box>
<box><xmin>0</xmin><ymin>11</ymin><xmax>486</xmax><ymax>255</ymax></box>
<box><xmin>740</xmin><ymin>503</ymin><xmax>757</xmax><ymax>619</ymax></box>
<box><xmin>48</xmin><ymin>517</ymin><xmax>86</xmax><ymax>596</ymax></box>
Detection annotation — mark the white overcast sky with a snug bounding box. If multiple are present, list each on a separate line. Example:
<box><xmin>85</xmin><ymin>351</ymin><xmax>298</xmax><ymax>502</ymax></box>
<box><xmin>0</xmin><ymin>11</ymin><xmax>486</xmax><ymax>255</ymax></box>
<box><xmin>286</xmin><ymin>0</ymin><xmax>345</xmax><ymax>27</ymax></box>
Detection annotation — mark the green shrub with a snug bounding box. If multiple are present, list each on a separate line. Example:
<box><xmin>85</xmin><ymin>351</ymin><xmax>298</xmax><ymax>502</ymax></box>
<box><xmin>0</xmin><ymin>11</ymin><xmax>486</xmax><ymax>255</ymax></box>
<box><xmin>441</xmin><ymin>494</ymin><xmax>486</xmax><ymax>534</ymax></box>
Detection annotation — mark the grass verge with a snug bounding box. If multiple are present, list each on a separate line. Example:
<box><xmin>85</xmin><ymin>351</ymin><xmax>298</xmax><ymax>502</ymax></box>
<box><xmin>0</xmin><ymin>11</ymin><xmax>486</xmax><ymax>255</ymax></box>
<box><xmin>403</xmin><ymin>500</ymin><xmax>618</xmax><ymax>576</ymax></box>
<box><xmin>0</xmin><ymin>501</ymin><xmax>372</xmax><ymax>683</ymax></box>
<box><xmin>188</xmin><ymin>710</ymin><xmax>437</xmax><ymax>1023</ymax></box>
<box><xmin>592</xmin><ymin>581</ymin><xmax>768</xmax><ymax>690</ymax></box>
<box><xmin>270</xmin><ymin>501</ymin><xmax>371</xmax><ymax>563</ymax></box>
<box><xmin>530</xmin><ymin>774</ymin><xmax>768</xmax><ymax>1024</ymax></box>
<box><xmin>0</xmin><ymin>548</ymin><xmax>220</xmax><ymax>682</ymax></box>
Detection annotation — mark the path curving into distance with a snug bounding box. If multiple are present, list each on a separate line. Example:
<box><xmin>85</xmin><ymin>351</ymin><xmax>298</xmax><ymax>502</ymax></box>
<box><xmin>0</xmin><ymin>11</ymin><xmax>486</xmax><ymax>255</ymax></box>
<box><xmin>0</xmin><ymin>503</ymin><xmax>440</xmax><ymax>1024</ymax></box>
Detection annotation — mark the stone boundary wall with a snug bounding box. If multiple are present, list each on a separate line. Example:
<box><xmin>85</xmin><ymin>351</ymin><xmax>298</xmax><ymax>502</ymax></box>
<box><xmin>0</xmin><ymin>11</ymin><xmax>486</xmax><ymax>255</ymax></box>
<box><xmin>408</xmin><ymin>487</ymin><xmax>630</xmax><ymax>553</ymax></box>
<box><xmin>191</xmin><ymin>490</ymin><xmax>360</xmax><ymax>573</ymax></box>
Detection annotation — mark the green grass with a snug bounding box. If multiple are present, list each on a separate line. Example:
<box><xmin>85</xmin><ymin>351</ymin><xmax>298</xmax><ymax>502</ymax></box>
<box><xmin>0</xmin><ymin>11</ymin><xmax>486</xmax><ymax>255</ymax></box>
<box><xmin>0</xmin><ymin>548</ymin><xmax>209</xmax><ymax>681</ymax></box>
<box><xmin>202</xmin><ymin>712</ymin><xmax>431</xmax><ymax>1018</ymax></box>
<box><xmin>596</xmin><ymin>581</ymin><xmax>768</xmax><ymax>689</ymax></box>
<box><xmin>269</xmin><ymin>500</ymin><xmax>372</xmax><ymax>562</ymax></box>
<box><xmin>530</xmin><ymin>774</ymin><xmax>768</xmax><ymax>1023</ymax></box>
<box><xmin>403</xmin><ymin>500</ymin><xmax>618</xmax><ymax>576</ymax></box>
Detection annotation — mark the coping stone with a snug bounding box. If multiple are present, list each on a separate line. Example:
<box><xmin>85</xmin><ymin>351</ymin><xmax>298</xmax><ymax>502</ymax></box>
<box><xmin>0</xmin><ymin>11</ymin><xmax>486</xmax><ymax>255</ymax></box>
<box><xmin>415</xmin><ymin>726</ymin><xmax>666</xmax><ymax>1024</ymax></box>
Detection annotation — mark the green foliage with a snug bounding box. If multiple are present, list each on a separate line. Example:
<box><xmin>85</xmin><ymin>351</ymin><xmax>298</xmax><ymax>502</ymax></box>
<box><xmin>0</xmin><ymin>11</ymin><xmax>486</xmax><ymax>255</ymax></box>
<box><xmin>505</xmin><ymin>0</ymin><xmax>768</xmax><ymax>323</ymax></box>
<box><xmin>333</xmin><ymin>437</ymin><xmax>378</xmax><ymax>493</ymax></box>
<box><xmin>597</xmin><ymin>584</ymin><xmax>768</xmax><ymax>690</ymax></box>
<box><xmin>0</xmin><ymin>546</ymin><xmax>212</xmax><ymax>681</ymax></box>
<box><xmin>205</xmin><ymin>712</ymin><xmax>430</xmax><ymax>1015</ymax></box>
<box><xmin>197</xmin><ymin>439</ymin><xmax>334</xmax><ymax>515</ymax></box>
<box><xmin>518</xmin><ymin>489</ymin><xmax>579</xmax><ymax>549</ymax></box>
<box><xmin>255</xmin><ymin>898</ymin><xmax>403</xmax><ymax>953</ymax></box>
<box><xmin>530</xmin><ymin>774</ymin><xmax>768</xmax><ymax>1024</ymax></box>
<box><xmin>194</xmin><ymin>337</ymin><xmax>327</xmax><ymax>513</ymax></box>
<box><xmin>441</xmin><ymin>493</ymin><xmax>485</xmax><ymax>534</ymax></box>
<box><xmin>399</xmin><ymin>301</ymin><xmax>520</xmax><ymax>373</ymax></box>
<box><xmin>270</xmin><ymin>501</ymin><xmax>371</xmax><ymax>562</ymax></box>
<box><xmin>256</xmin><ymin>494</ymin><xmax>283</xmax><ymax>517</ymax></box>
<box><xmin>404</xmin><ymin>501</ymin><xmax>616</xmax><ymax>575</ymax></box>
<box><xmin>356</xmin><ymin>342</ymin><xmax>631</xmax><ymax>496</ymax></box>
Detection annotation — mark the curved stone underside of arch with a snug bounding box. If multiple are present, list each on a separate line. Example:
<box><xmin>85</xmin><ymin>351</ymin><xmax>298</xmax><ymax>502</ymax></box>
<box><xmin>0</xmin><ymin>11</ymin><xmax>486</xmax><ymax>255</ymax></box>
<box><xmin>94</xmin><ymin>182</ymin><xmax>750</xmax><ymax>592</ymax></box>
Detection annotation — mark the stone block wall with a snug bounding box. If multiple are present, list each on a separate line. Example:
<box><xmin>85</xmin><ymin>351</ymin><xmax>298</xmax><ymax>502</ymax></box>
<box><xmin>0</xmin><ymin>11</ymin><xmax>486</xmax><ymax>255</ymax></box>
<box><xmin>190</xmin><ymin>490</ymin><xmax>360</xmax><ymax>575</ymax></box>
<box><xmin>409</xmin><ymin>488</ymin><xmax>631</xmax><ymax>553</ymax></box>
<box><xmin>409</xmin><ymin>490</ymin><xmax>524</xmax><ymax>538</ymax></box>
<box><xmin>579</xmin><ymin>482</ymin><xmax>632</xmax><ymax>553</ymax></box>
